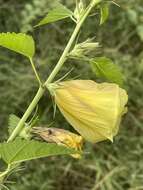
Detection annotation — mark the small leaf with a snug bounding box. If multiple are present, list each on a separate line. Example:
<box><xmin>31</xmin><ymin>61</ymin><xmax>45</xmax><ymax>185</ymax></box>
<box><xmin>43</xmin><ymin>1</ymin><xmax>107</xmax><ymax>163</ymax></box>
<box><xmin>100</xmin><ymin>4</ymin><xmax>109</xmax><ymax>25</ymax></box>
<box><xmin>0</xmin><ymin>33</ymin><xmax>35</xmax><ymax>58</ymax></box>
<box><xmin>90</xmin><ymin>57</ymin><xmax>123</xmax><ymax>85</ymax></box>
<box><xmin>8</xmin><ymin>114</ymin><xmax>20</xmax><ymax>135</ymax></box>
<box><xmin>8</xmin><ymin>114</ymin><xmax>31</xmax><ymax>139</ymax></box>
<box><xmin>36</xmin><ymin>3</ymin><xmax>73</xmax><ymax>27</ymax></box>
<box><xmin>0</xmin><ymin>139</ymin><xmax>78</xmax><ymax>164</ymax></box>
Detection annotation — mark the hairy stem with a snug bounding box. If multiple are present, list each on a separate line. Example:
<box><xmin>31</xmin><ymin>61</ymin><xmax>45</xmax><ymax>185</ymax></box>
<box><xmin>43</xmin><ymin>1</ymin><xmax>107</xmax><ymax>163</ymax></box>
<box><xmin>7</xmin><ymin>0</ymin><xmax>101</xmax><ymax>142</ymax></box>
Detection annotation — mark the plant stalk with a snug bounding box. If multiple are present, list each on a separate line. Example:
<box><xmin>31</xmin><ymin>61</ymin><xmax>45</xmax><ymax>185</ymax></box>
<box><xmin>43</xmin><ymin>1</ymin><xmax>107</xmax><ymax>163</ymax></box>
<box><xmin>45</xmin><ymin>0</ymin><xmax>101</xmax><ymax>85</ymax></box>
<box><xmin>1</xmin><ymin>0</ymin><xmax>101</xmax><ymax>183</ymax></box>
<box><xmin>7</xmin><ymin>0</ymin><xmax>101</xmax><ymax>142</ymax></box>
<box><xmin>7</xmin><ymin>87</ymin><xmax>45</xmax><ymax>142</ymax></box>
<box><xmin>0</xmin><ymin>164</ymin><xmax>11</xmax><ymax>183</ymax></box>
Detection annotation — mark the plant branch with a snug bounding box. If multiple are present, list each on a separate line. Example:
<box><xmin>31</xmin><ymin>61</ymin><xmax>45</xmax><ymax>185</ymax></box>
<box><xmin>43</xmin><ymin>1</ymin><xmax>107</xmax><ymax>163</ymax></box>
<box><xmin>0</xmin><ymin>0</ymin><xmax>102</xmax><ymax>183</ymax></box>
<box><xmin>7</xmin><ymin>87</ymin><xmax>45</xmax><ymax>142</ymax></box>
<box><xmin>0</xmin><ymin>164</ymin><xmax>11</xmax><ymax>183</ymax></box>
<box><xmin>44</xmin><ymin>0</ymin><xmax>101</xmax><ymax>85</ymax></box>
<box><xmin>7</xmin><ymin>0</ymin><xmax>101</xmax><ymax>143</ymax></box>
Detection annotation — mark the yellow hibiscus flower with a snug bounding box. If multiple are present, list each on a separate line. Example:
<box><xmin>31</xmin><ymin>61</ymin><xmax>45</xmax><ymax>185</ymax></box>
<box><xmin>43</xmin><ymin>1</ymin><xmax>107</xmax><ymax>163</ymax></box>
<box><xmin>47</xmin><ymin>80</ymin><xmax>128</xmax><ymax>143</ymax></box>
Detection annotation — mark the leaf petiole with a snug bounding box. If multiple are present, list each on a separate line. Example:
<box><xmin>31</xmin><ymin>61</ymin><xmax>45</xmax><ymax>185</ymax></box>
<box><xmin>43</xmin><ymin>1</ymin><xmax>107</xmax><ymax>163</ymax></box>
<box><xmin>29</xmin><ymin>58</ymin><xmax>42</xmax><ymax>86</ymax></box>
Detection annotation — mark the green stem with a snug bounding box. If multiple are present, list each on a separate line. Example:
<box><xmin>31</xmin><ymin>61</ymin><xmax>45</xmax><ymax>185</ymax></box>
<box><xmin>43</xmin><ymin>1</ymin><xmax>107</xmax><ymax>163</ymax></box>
<box><xmin>0</xmin><ymin>164</ymin><xmax>11</xmax><ymax>182</ymax></box>
<box><xmin>7</xmin><ymin>0</ymin><xmax>101</xmax><ymax>142</ymax></box>
<box><xmin>29</xmin><ymin>58</ymin><xmax>42</xmax><ymax>86</ymax></box>
<box><xmin>1</xmin><ymin>0</ymin><xmax>101</xmax><ymax>182</ymax></box>
<box><xmin>7</xmin><ymin>87</ymin><xmax>45</xmax><ymax>142</ymax></box>
<box><xmin>45</xmin><ymin>0</ymin><xmax>100</xmax><ymax>85</ymax></box>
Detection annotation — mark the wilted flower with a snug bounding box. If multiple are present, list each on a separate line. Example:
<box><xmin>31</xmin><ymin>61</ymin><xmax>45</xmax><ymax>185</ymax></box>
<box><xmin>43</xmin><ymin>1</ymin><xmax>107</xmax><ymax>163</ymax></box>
<box><xmin>32</xmin><ymin>127</ymin><xmax>83</xmax><ymax>158</ymax></box>
<box><xmin>48</xmin><ymin>80</ymin><xmax>128</xmax><ymax>143</ymax></box>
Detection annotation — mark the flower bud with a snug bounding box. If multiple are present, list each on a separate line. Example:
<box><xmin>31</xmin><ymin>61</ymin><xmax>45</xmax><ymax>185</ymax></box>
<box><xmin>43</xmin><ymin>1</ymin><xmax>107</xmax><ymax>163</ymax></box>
<box><xmin>48</xmin><ymin>80</ymin><xmax>128</xmax><ymax>143</ymax></box>
<box><xmin>74</xmin><ymin>0</ymin><xmax>85</xmax><ymax>21</ymax></box>
<box><xmin>32</xmin><ymin>127</ymin><xmax>83</xmax><ymax>158</ymax></box>
<box><xmin>69</xmin><ymin>39</ymin><xmax>99</xmax><ymax>59</ymax></box>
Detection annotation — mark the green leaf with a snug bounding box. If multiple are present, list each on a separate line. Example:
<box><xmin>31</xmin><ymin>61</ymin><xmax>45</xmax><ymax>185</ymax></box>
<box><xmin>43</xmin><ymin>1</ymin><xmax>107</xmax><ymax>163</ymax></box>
<box><xmin>8</xmin><ymin>114</ymin><xmax>31</xmax><ymax>139</ymax></box>
<box><xmin>90</xmin><ymin>57</ymin><xmax>123</xmax><ymax>85</ymax></box>
<box><xmin>0</xmin><ymin>33</ymin><xmax>35</xmax><ymax>58</ymax></box>
<box><xmin>0</xmin><ymin>139</ymin><xmax>77</xmax><ymax>164</ymax></box>
<box><xmin>36</xmin><ymin>3</ymin><xmax>73</xmax><ymax>27</ymax></box>
<box><xmin>100</xmin><ymin>4</ymin><xmax>109</xmax><ymax>25</ymax></box>
<box><xmin>8</xmin><ymin>114</ymin><xmax>20</xmax><ymax>135</ymax></box>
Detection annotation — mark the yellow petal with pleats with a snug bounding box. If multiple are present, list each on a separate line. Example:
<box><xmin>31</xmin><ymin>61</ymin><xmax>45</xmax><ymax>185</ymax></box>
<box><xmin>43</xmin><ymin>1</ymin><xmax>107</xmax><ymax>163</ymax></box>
<box><xmin>48</xmin><ymin>80</ymin><xmax>128</xmax><ymax>143</ymax></box>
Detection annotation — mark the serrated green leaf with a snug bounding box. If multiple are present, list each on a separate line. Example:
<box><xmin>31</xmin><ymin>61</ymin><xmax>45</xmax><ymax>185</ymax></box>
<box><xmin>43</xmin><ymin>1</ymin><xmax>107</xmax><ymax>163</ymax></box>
<box><xmin>36</xmin><ymin>3</ymin><xmax>73</xmax><ymax>27</ymax></box>
<box><xmin>90</xmin><ymin>57</ymin><xmax>123</xmax><ymax>85</ymax></box>
<box><xmin>8</xmin><ymin>114</ymin><xmax>20</xmax><ymax>135</ymax></box>
<box><xmin>0</xmin><ymin>33</ymin><xmax>35</xmax><ymax>58</ymax></box>
<box><xmin>0</xmin><ymin>139</ymin><xmax>77</xmax><ymax>164</ymax></box>
<box><xmin>100</xmin><ymin>4</ymin><xmax>109</xmax><ymax>25</ymax></box>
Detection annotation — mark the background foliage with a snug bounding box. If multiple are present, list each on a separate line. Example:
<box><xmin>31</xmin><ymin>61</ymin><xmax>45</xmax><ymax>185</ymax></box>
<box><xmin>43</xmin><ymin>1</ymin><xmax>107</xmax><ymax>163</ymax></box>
<box><xmin>0</xmin><ymin>0</ymin><xmax>143</xmax><ymax>189</ymax></box>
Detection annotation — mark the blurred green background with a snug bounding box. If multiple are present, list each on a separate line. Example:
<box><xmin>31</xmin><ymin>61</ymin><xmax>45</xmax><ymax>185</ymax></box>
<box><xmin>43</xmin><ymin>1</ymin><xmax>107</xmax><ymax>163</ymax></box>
<box><xmin>0</xmin><ymin>0</ymin><xmax>143</xmax><ymax>189</ymax></box>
